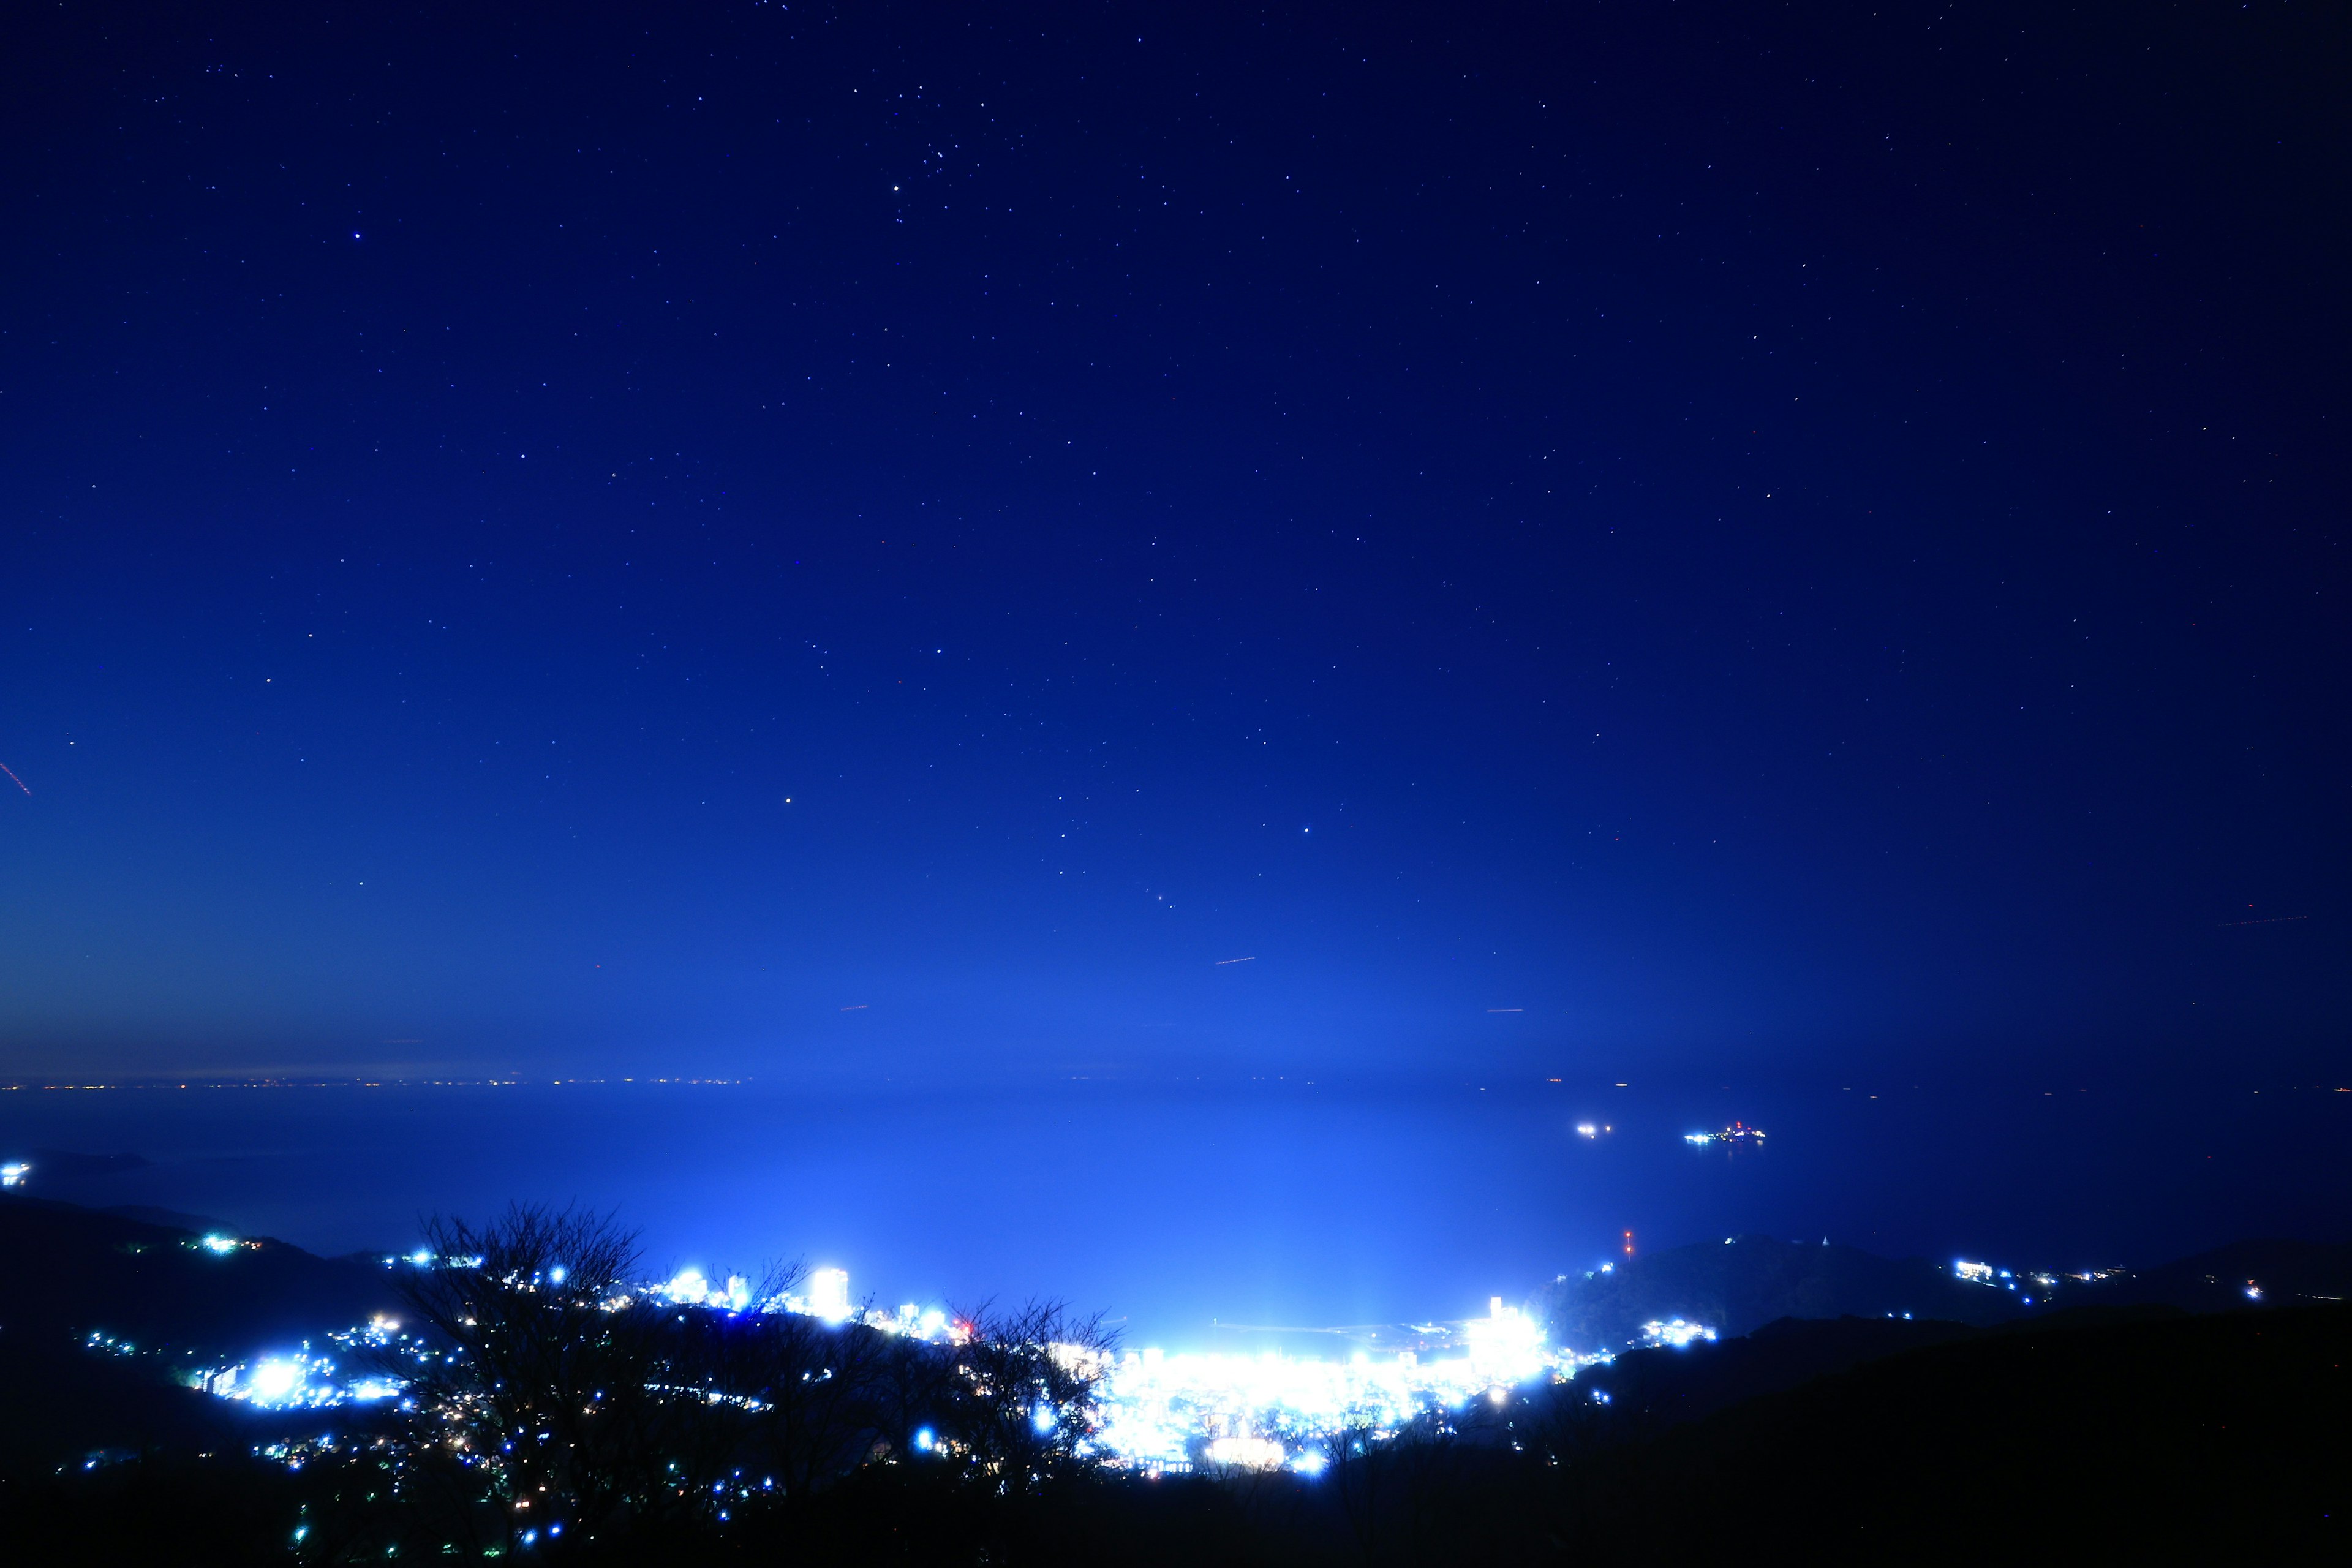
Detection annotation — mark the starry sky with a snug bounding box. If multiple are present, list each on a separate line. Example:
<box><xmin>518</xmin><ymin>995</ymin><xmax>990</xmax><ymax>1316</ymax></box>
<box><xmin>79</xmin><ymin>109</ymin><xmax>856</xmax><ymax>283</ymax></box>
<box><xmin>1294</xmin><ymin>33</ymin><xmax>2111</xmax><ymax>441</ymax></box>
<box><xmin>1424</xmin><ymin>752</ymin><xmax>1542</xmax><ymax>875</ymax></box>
<box><xmin>1</xmin><ymin>1</ymin><xmax>2343</xmax><ymax>1088</ymax></box>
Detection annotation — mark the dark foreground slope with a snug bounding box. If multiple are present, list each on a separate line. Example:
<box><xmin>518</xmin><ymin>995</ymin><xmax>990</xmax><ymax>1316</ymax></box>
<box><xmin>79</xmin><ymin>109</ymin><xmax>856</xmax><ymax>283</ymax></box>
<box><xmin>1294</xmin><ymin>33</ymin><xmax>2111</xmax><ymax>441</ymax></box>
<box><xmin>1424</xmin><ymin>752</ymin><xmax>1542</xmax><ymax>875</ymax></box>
<box><xmin>2</xmin><ymin>1198</ymin><xmax>2343</xmax><ymax>1563</ymax></box>
<box><xmin>6</xmin><ymin>1304</ymin><xmax>2343</xmax><ymax>1564</ymax></box>
<box><xmin>1560</xmin><ymin>1302</ymin><xmax>2351</xmax><ymax>1561</ymax></box>
<box><xmin>0</xmin><ymin>1195</ymin><xmax>401</xmax><ymax>1474</ymax></box>
<box><xmin>0</xmin><ymin>1193</ymin><xmax>400</xmax><ymax>1351</ymax></box>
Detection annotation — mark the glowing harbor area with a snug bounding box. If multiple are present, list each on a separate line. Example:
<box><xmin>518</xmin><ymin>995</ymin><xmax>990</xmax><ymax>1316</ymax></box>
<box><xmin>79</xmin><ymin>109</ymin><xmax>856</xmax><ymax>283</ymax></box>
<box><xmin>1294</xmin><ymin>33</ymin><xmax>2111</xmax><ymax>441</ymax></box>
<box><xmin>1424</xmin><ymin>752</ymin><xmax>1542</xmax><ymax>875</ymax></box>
<box><xmin>178</xmin><ymin>1244</ymin><xmax>2102</xmax><ymax>1474</ymax></box>
<box><xmin>1096</xmin><ymin>1298</ymin><xmax>1574</xmax><ymax>1474</ymax></box>
<box><xmin>187</xmin><ymin>1256</ymin><xmax>1608</xmax><ymax>1472</ymax></box>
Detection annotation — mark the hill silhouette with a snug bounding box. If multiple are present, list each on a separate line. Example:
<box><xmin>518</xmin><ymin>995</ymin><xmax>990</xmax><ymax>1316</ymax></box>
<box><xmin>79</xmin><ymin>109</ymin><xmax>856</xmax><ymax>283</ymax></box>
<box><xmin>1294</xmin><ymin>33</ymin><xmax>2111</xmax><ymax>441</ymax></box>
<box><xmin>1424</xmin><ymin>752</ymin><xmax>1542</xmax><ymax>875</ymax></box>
<box><xmin>2076</xmin><ymin>1237</ymin><xmax>2352</xmax><ymax>1313</ymax></box>
<box><xmin>1</xmin><ymin>1197</ymin><xmax>2344</xmax><ymax>1559</ymax></box>
<box><xmin>1559</xmin><ymin>1300</ymin><xmax>2351</xmax><ymax>1556</ymax></box>
<box><xmin>0</xmin><ymin>1193</ymin><xmax>401</xmax><ymax>1353</ymax></box>
<box><xmin>0</xmin><ymin>1194</ymin><xmax>404</xmax><ymax>1473</ymax></box>
<box><xmin>1534</xmin><ymin>1234</ymin><xmax>2028</xmax><ymax>1349</ymax></box>
<box><xmin>1534</xmin><ymin>1231</ymin><xmax>2352</xmax><ymax>1352</ymax></box>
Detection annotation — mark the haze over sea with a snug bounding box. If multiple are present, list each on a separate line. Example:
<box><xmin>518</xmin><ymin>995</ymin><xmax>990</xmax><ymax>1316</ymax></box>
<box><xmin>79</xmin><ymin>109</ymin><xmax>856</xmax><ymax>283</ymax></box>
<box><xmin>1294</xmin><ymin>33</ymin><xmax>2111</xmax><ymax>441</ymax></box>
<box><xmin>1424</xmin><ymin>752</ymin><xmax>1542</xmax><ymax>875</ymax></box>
<box><xmin>7</xmin><ymin>1076</ymin><xmax>2345</xmax><ymax>1346</ymax></box>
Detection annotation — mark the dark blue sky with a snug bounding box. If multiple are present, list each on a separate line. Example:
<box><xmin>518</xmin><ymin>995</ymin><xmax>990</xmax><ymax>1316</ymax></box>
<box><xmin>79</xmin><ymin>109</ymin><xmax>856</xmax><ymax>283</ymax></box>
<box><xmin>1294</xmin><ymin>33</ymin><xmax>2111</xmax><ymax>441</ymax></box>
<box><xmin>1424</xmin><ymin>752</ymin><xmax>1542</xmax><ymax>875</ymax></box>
<box><xmin>1</xmin><ymin>1</ymin><xmax>2343</xmax><ymax>1086</ymax></box>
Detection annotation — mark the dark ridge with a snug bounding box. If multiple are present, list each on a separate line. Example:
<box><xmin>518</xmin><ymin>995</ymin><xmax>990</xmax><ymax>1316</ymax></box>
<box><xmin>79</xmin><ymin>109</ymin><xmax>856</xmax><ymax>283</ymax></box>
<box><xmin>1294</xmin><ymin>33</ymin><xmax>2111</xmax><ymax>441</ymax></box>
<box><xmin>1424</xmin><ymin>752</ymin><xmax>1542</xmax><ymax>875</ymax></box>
<box><xmin>2081</xmin><ymin>1237</ymin><xmax>2352</xmax><ymax>1312</ymax></box>
<box><xmin>0</xmin><ymin>1195</ymin><xmax>405</xmax><ymax>1475</ymax></box>
<box><xmin>0</xmin><ymin>1194</ymin><xmax>402</xmax><ymax>1354</ymax></box>
<box><xmin>1</xmin><ymin>1195</ymin><xmax>2344</xmax><ymax>1559</ymax></box>
<box><xmin>1578</xmin><ymin>1313</ymin><xmax>1985</xmax><ymax>1428</ymax></box>
<box><xmin>1534</xmin><ymin>1234</ymin><xmax>2031</xmax><ymax>1349</ymax></box>
<box><xmin>1536</xmin><ymin>1232</ymin><xmax>2352</xmax><ymax>1352</ymax></box>
<box><xmin>1561</xmin><ymin>1300</ymin><xmax>2352</xmax><ymax>1556</ymax></box>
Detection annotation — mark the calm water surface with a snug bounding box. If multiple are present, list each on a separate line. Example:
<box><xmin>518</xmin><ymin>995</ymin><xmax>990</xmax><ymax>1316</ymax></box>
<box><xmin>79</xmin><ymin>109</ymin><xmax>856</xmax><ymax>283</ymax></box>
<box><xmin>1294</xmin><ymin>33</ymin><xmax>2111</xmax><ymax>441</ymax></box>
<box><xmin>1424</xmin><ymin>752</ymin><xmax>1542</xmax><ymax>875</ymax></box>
<box><xmin>4</xmin><ymin>1077</ymin><xmax>2345</xmax><ymax>1344</ymax></box>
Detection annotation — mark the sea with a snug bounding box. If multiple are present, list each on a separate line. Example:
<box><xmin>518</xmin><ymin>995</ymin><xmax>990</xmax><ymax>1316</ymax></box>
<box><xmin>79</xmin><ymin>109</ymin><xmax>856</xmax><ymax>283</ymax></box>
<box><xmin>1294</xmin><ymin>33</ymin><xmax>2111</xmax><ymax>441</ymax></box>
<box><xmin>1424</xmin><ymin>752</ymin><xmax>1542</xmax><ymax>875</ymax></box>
<box><xmin>4</xmin><ymin>1074</ymin><xmax>2345</xmax><ymax>1347</ymax></box>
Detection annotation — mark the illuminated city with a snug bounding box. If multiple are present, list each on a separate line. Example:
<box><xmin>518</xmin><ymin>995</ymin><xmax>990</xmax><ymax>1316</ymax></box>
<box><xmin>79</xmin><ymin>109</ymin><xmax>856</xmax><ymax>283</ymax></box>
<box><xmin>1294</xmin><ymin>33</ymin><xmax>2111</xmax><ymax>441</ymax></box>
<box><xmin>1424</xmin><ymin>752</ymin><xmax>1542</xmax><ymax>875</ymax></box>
<box><xmin>204</xmin><ymin>1242</ymin><xmax>2182</xmax><ymax>1480</ymax></box>
<box><xmin>192</xmin><ymin>1317</ymin><xmax>423</xmax><ymax>1411</ymax></box>
<box><xmin>13</xmin><ymin>1182</ymin><xmax>2343</xmax><ymax>1557</ymax></box>
<box><xmin>1093</xmin><ymin>1297</ymin><xmax>1576</xmax><ymax>1473</ymax></box>
<box><xmin>93</xmin><ymin>1222</ymin><xmax>2198</xmax><ymax>1468</ymax></box>
<box><xmin>1637</xmin><ymin>1319</ymin><xmax>1717</xmax><ymax>1350</ymax></box>
<box><xmin>190</xmin><ymin>1258</ymin><xmax>1605</xmax><ymax>1471</ymax></box>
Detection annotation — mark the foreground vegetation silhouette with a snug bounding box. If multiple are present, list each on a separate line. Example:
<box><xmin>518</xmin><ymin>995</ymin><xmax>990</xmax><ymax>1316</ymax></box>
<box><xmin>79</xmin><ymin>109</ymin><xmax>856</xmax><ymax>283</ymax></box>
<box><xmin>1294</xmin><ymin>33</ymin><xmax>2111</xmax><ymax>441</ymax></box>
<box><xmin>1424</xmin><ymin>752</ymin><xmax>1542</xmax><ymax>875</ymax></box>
<box><xmin>2</xmin><ymin>1201</ymin><xmax>2346</xmax><ymax>1564</ymax></box>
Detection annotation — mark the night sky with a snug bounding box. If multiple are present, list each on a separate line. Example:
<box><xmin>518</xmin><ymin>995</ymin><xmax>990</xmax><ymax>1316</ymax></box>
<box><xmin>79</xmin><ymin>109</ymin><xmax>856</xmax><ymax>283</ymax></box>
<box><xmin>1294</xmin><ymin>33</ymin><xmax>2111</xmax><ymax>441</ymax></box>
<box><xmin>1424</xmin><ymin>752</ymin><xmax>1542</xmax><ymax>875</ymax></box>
<box><xmin>2</xmin><ymin>1</ymin><xmax>2344</xmax><ymax>1091</ymax></box>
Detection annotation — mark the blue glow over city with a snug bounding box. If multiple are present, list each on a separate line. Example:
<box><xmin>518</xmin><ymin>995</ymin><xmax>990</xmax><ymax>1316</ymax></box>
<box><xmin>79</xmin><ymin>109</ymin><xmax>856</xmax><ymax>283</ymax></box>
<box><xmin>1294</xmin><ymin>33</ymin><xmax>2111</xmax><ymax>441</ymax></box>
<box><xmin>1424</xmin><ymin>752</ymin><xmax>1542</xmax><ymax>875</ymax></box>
<box><xmin>168</xmin><ymin>1238</ymin><xmax>2147</xmax><ymax>1478</ymax></box>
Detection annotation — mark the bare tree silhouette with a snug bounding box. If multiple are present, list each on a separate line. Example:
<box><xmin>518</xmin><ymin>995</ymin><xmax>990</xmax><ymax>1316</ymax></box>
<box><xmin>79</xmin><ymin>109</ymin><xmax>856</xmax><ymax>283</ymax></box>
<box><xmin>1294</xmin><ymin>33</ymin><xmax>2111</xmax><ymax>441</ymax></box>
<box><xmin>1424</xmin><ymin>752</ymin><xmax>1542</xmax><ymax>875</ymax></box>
<box><xmin>940</xmin><ymin>1300</ymin><xmax>1117</xmax><ymax>1496</ymax></box>
<box><xmin>386</xmin><ymin>1205</ymin><xmax>680</xmax><ymax>1550</ymax></box>
<box><xmin>366</xmin><ymin>1213</ymin><xmax>1128</xmax><ymax>1556</ymax></box>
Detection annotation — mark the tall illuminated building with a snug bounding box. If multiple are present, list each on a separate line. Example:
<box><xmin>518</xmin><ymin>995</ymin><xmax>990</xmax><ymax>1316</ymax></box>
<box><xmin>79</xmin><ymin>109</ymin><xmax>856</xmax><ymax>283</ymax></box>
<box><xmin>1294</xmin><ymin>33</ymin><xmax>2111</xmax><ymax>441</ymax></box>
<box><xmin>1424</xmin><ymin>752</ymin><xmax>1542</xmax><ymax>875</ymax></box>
<box><xmin>810</xmin><ymin>1267</ymin><xmax>852</xmax><ymax>1322</ymax></box>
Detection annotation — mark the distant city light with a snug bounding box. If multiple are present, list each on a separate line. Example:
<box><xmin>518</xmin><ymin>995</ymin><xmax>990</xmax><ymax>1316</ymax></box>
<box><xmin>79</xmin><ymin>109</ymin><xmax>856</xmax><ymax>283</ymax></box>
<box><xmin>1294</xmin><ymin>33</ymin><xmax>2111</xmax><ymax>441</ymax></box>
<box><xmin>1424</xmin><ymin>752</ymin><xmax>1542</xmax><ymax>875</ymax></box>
<box><xmin>0</xmin><ymin>1161</ymin><xmax>28</xmax><ymax>1187</ymax></box>
<box><xmin>810</xmin><ymin>1267</ymin><xmax>852</xmax><ymax>1323</ymax></box>
<box><xmin>248</xmin><ymin>1360</ymin><xmax>303</xmax><ymax>1402</ymax></box>
<box><xmin>197</xmin><ymin>1318</ymin><xmax>418</xmax><ymax>1409</ymax></box>
<box><xmin>200</xmin><ymin>1234</ymin><xmax>241</xmax><ymax>1254</ymax></box>
<box><xmin>200</xmin><ymin>1248</ymin><xmax>1652</xmax><ymax>1475</ymax></box>
<box><xmin>1205</xmin><ymin>1436</ymin><xmax>1287</xmax><ymax>1471</ymax></box>
<box><xmin>1093</xmin><ymin>1292</ymin><xmax>1590</xmax><ymax>1473</ymax></box>
<box><xmin>1639</xmin><ymin>1318</ymin><xmax>1717</xmax><ymax>1350</ymax></box>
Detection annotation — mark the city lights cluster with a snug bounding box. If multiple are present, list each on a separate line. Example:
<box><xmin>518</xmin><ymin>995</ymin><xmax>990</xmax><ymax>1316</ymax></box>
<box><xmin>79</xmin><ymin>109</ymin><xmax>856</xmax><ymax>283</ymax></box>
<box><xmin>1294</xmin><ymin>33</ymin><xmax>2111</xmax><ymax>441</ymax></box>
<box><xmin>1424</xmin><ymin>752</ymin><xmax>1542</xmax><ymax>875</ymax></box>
<box><xmin>369</xmin><ymin>1250</ymin><xmax>963</xmax><ymax>1341</ymax></box>
<box><xmin>644</xmin><ymin>1265</ymin><xmax>960</xmax><ymax>1341</ymax></box>
<box><xmin>1637</xmin><ymin>1318</ymin><xmax>1717</xmax><ymax>1349</ymax></box>
<box><xmin>197</xmin><ymin>1257</ymin><xmax>1641</xmax><ymax>1480</ymax></box>
<box><xmin>1092</xmin><ymin>1300</ymin><xmax>1588</xmax><ymax>1474</ymax></box>
<box><xmin>198</xmin><ymin>1319</ymin><xmax>416</xmax><ymax>1410</ymax></box>
<box><xmin>1951</xmin><ymin>1258</ymin><xmax>2136</xmax><ymax>1311</ymax></box>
